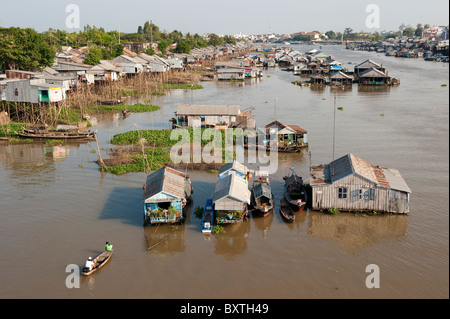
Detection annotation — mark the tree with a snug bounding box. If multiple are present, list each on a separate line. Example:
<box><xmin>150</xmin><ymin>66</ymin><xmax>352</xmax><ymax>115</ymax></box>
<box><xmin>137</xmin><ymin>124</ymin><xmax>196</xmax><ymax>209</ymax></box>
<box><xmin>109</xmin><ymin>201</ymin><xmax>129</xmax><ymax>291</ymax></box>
<box><xmin>157</xmin><ymin>39</ymin><xmax>169</xmax><ymax>55</ymax></box>
<box><xmin>207</xmin><ymin>33</ymin><xmax>223</xmax><ymax>46</ymax></box>
<box><xmin>84</xmin><ymin>46</ymin><xmax>103</xmax><ymax>65</ymax></box>
<box><xmin>173</xmin><ymin>40</ymin><xmax>191</xmax><ymax>54</ymax></box>
<box><xmin>112</xmin><ymin>44</ymin><xmax>124</xmax><ymax>57</ymax></box>
<box><xmin>223</xmin><ymin>35</ymin><xmax>237</xmax><ymax>45</ymax></box>
<box><xmin>325</xmin><ymin>30</ymin><xmax>336</xmax><ymax>40</ymax></box>
<box><xmin>403</xmin><ymin>26</ymin><xmax>415</xmax><ymax>37</ymax></box>
<box><xmin>344</xmin><ymin>28</ymin><xmax>353</xmax><ymax>39</ymax></box>
<box><xmin>415</xmin><ymin>24</ymin><xmax>424</xmax><ymax>37</ymax></box>
<box><xmin>0</xmin><ymin>27</ymin><xmax>55</xmax><ymax>71</ymax></box>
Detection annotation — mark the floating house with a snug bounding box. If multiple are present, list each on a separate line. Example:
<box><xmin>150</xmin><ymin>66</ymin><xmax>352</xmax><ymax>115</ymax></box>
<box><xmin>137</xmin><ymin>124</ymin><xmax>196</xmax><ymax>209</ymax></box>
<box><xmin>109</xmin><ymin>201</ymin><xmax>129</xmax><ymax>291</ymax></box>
<box><xmin>329</xmin><ymin>71</ymin><xmax>353</xmax><ymax>85</ymax></box>
<box><xmin>264</xmin><ymin>121</ymin><xmax>308</xmax><ymax>152</ymax></box>
<box><xmin>175</xmin><ymin>104</ymin><xmax>256</xmax><ymax>129</ymax></box>
<box><xmin>354</xmin><ymin>59</ymin><xmax>386</xmax><ymax>76</ymax></box>
<box><xmin>309</xmin><ymin>154</ymin><xmax>411</xmax><ymax>214</ymax></box>
<box><xmin>212</xmin><ymin>171</ymin><xmax>251</xmax><ymax>224</ymax></box>
<box><xmin>143</xmin><ymin>166</ymin><xmax>193</xmax><ymax>225</ymax></box>
<box><xmin>357</xmin><ymin>67</ymin><xmax>392</xmax><ymax>85</ymax></box>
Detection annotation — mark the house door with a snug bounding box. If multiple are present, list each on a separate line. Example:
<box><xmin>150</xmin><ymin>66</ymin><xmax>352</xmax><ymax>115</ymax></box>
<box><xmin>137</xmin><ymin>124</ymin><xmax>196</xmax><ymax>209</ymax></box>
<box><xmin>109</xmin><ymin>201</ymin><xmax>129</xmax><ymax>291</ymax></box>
<box><xmin>39</xmin><ymin>90</ymin><xmax>50</xmax><ymax>102</ymax></box>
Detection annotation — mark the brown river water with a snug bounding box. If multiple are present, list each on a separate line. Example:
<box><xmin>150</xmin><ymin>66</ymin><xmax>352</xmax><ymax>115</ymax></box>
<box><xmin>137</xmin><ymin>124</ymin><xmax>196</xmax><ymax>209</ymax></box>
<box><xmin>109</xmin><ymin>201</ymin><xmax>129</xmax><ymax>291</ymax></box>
<box><xmin>0</xmin><ymin>45</ymin><xmax>448</xmax><ymax>299</ymax></box>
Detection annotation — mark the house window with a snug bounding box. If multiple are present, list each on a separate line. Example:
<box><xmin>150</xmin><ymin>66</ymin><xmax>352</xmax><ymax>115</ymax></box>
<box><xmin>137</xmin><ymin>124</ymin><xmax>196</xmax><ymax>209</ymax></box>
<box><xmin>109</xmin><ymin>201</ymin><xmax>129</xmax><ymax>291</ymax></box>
<box><xmin>370</xmin><ymin>189</ymin><xmax>375</xmax><ymax>200</ymax></box>
<box><xmin>359</xmin><ymin>189</ymin><xmax>363</xmax><ymax>199</ymax></box>
<box><xmin>338</xmin><ymin>187</ymin><xmax>347</xmax><ymax>199</ymax></box>
<box><xmin>14</xmin><ymin>89</ymin><xmax>18</xmax><ymax>96</ymax></box>
<box><xmin>231</xmin><ymin>116</ymin><xmax>236</xmax><ymax>122</ymax></box>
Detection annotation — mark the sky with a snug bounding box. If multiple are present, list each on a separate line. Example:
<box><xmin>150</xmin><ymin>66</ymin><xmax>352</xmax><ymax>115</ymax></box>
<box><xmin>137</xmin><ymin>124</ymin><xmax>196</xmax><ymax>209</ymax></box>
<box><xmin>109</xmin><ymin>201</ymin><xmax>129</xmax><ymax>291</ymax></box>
<box><xmin>0</xmin><ymin>0</ymin><xmax>448</xmax><ymax>35</ymax></box>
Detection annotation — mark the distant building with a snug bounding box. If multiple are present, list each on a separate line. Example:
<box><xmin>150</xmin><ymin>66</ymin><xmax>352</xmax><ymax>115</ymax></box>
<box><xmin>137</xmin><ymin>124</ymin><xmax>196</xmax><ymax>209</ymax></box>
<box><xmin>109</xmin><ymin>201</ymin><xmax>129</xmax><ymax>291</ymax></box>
<box><xmin>175</xmin><ymin>104</ymin><xmax>256</xmax><ymax>129</ymax></box>
<box><xmin>3</xmin><ymin>78</ymin><xmax>64</xmax><ymax>103</ymax></box>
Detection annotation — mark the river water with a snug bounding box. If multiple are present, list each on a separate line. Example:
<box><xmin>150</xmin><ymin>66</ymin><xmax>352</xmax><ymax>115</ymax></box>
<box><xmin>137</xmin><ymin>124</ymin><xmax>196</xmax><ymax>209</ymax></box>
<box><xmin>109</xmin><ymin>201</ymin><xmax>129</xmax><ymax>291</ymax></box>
<box><xmin>0</xmin><ymin>45</ymin><xmax>448</xmax><ymax>299</ymax></box>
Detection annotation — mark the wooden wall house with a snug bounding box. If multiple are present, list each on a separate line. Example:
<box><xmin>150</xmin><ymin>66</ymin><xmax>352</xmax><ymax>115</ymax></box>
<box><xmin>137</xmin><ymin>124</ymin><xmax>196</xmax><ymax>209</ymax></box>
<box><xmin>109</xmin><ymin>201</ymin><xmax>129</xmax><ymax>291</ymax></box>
<box><xmin>357</xmin><ymin>67</ymin><xmax>391</xmax><ymax>85</ymax></box>
<box><xmin>5</xmin><ymin>79</ymin><xmax>64</xmax><ymax>103</ymax></box>
<box><xmin>309</xmin><ymin>154</ymin><xmax>411</xmax><ymax>214</ymax></box>
<box><xmin>143</xmin><ymin>166</ymin><xmax>193</xmax><ymax>226</ymax></box>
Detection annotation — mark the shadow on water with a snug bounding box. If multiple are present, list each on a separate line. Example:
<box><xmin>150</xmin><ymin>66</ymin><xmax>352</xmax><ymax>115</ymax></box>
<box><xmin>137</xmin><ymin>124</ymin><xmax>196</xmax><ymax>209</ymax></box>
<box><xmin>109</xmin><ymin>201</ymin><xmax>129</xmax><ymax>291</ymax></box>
<box><xmin>143</xmin><ymin>223</ymin><xmax>186</xmax><ymax>256</ymax></box>
<box><xmin>99</xmin><ymin>186</ymin><xmax>143</xmax><ymax>226</ymax></box>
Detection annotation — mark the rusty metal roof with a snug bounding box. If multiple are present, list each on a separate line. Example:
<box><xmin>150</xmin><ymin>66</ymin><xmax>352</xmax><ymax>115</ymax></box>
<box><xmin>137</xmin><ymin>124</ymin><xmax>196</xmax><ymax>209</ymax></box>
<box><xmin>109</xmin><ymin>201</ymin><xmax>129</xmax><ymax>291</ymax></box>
<box><xmin>309</xmin><ymin>154</ymin><xmax>410</xmax><ymax>193</ymax></box>
<box><xmin>143</xmin><ymin>166</ymin><xmax>188</xmax><ymax>201</ymax></box>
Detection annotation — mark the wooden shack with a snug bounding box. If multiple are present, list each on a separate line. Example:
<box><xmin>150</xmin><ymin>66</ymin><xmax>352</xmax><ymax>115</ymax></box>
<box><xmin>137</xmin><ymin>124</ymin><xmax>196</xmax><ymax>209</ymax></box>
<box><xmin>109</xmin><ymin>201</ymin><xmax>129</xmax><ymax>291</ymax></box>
<box><xmin>143</xmin><ymin>166</ymin><xmax>193</xmax><ymax>225</ymax></box>
<box><xmin>309</xmin><ymin>154</ymin><xmax>411</xmax><ymax>214</ymax></box>
<box><xmin>212</xmin><ymin>171</ymin><xmax>250</xmax><ymax>224</ymax></box>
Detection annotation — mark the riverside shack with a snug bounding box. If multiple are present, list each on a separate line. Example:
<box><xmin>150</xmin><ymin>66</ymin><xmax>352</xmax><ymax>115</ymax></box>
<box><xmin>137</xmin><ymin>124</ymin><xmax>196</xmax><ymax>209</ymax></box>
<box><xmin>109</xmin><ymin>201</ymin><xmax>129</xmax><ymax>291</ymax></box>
<box><xmin>143</xmin><ymin>166</ymin><xmax>193</xmax><ymax>225</ymax></box>
<box><xmin>309</xmin><ymin>154</ymin><xmax>411</xmax><ymax>214</ymax></box>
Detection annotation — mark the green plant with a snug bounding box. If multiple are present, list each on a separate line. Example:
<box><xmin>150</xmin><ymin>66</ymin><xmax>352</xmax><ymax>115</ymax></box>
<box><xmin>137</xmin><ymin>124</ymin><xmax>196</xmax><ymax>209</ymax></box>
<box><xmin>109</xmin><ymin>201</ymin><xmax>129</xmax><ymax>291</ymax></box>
<box><xmin>193</xmin><ymin>206</ymin><xmax>204</xmax><ymax>218</ymax></box>
<box><xmin>211</xmin><ymin>225</ymin><xmax>226</xmax><ymax>234</ymax></box>
<box><xmin>327</xmin><ymin>208</ymin><xmax>340</xmax><ymax>215</ymax></box>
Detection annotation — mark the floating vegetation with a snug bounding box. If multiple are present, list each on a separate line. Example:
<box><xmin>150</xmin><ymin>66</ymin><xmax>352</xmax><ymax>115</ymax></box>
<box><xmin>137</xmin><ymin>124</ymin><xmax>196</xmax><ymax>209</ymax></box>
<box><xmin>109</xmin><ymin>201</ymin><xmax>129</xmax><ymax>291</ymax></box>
<box><xmin>380</xmin><ymin>113</ymin><xmax>384</xmax><ymax>117</ymax></box>
<box><xmin>193</xmin><ymin>206</ymin><xmax>204</xmax><ymax>219</ymax></box>
<box><xmin>337</xmin><ymin>107</ymin><xmax>343</xmax><ymax>111</ymax></box>
<box><xmin>441</xmin><ymin>84</ymin><xmax>448</xmax><ymax>87</ymax></box>
<box><xmin>208</xmin><ymin>169</ymin><xmax>218</xmax><ymax>174</ymax></box>
<box><xmin>211</xmin><ymin>225</ymin><xmax>226</xmax><ymax>234</ymax></box>
<box><xmin>46</xmin><ymin>139</ymin><xmax>66</xmax><ymax>146</ymax></box>
<box><xmin>326</xmin><ymin>208</ymin><xmax>340</xmax><ymax>215</ymax></box>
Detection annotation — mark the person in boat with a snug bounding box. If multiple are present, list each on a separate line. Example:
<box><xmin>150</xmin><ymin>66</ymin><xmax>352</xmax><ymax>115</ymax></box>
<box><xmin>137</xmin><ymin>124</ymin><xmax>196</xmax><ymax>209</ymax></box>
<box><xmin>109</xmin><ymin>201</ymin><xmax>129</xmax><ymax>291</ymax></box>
<box><xmin>105</xmin><ymin>242</ymin><xmax>112</xmax><ymax>251</ymax></box>
<box><xmin>84</xmin><ymin>257</ymin><xmax>94</xmax><ymax>272</ymax></box>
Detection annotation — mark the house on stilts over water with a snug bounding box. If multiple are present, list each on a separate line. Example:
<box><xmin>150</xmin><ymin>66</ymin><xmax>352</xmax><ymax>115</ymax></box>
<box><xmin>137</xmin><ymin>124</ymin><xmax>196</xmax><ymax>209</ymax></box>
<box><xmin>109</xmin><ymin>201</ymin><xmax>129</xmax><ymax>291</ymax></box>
<box><xmin>143</xmin><ymin>166</ymin><xmax>193</xmax><ymax>225</ymax></box>
<box><xmin>309</xmin><ymin>154</ymin><xmax>411</xmax><ymax>214</ymax></box>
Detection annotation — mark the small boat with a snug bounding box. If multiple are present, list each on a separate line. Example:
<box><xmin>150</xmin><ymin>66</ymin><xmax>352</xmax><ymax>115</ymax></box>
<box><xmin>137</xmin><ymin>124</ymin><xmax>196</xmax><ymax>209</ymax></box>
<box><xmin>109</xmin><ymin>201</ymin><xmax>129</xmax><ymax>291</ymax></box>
<box><xmin>122</xmin><ymin>109</ymin><xmax>131</xmax><ymax>117</ymax></box>
<box><xmin>250</xmin><ymin>171</ymin><xmax>274</xmax><ymax>217</ymax></box>
<box><xmin>283</xmin><ymin>168</ymin><xmax>307</xmax><ymax>212</ymax></box>
<box><xmin>202</xmin><ymin>199</ymin><xmax>214</xmax><ymax>234</ymax></box>
<box><xmin>81</xmin><ymin>246</ymin><xmax>113</xmax><ymax>276</ymax></box>
<box><xmin>16</xmin><ymin>128</ymin><xmax>96</xmax><ymax>140</ymax></box>
<box><xmin>101</xmin><ymin>100</ymin><xmax>123</xmax><ymax>105</ymax></box>
<box><xmin>279</xmin><ymin>199</ymin><xmax>295</xmax><ymax>223</ymax></box>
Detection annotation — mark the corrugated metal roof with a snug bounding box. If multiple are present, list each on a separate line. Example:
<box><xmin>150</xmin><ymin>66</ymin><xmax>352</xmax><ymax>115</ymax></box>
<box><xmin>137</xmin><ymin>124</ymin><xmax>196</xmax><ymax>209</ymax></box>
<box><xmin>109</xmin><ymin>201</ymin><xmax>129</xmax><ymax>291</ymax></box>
<box><xmin>359</xmin><ymin>67</ymin><xmax>388</xmax><ymax>78</ymax></box>
<box><xmin>218</xmin><ymin>161</ymin><xmax>248</xmax><ymax>176</ymax></box>
<box><xmin>310</xmin><ymin>154</ymin><xmax>410</xmax><ymax>193</ymax></box>
<box><xmin>177</xmin><ymin>104</ymin><xmax>241</xmax><ymax>116</ymax></box>
<box><xmin>354</xmin><ymin>59</ymin><xmax>381</xmax><ymax>69</ymax></box>
<box><xmin>143</xmin><ymin>166</ymin><xmax>188</xmax><ymax>201</ymax></box>
<box><xmin>212</xmin><ymin>173</ymin><xmax>250</xmax><ymax>206</ymax></box>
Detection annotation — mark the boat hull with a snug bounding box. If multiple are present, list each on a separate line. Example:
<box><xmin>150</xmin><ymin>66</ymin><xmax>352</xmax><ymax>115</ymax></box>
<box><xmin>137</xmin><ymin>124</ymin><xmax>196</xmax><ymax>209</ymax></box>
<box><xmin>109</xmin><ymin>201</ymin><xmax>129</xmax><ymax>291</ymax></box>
<box><xmin>81</xmin><ymin>247</ymin><xmax>113</xmax><ymax>276</ymax></box>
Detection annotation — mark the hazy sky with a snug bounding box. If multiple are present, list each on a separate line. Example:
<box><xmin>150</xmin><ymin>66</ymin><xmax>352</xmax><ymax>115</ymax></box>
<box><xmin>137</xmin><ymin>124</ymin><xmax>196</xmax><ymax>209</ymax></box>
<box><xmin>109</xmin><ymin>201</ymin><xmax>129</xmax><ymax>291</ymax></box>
<box><xmin>1</xmin><ymin>0</ymin><xmax>448</xmax><ymax>35</ymax></box>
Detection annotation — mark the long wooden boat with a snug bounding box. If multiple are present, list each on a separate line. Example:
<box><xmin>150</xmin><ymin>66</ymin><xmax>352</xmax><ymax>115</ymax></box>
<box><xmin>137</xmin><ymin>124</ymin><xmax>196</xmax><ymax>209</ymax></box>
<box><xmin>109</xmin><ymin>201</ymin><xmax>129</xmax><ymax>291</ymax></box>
<box><xmin>250</xmin><ymin>171</ymin><xmax>274</xmax><ymax>217</ymax></box>
<box><xmin>283</xmin><ymin>169</ymin><xmax>307</xmax><ymax>212</ymax></box>
<box><xmin>202</xmin><ymin>199</ymin><xmax>214</xmax><ymax>234</ymax></box>
<box><xmin>279</xmin><ymin>199</ymin><xmax>295</xmax><ymax>223</ymax></box>
<box><xmin>16</xmin><ymin>128</ymin><xmax>96</xmax><ymax>140</ymax></box>
<box><xmin>81</xmin><ymin>246</ymin><xmax>113</xmax><ymax>276</ymax></box>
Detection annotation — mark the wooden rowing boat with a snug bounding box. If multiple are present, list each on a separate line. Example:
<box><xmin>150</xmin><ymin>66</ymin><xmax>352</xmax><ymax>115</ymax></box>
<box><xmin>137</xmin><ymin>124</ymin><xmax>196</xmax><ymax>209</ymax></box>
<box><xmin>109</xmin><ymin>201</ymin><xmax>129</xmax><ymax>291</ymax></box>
<box><xmin>16</xmin><ymin>128</ymin><xmax>96</xmax><ymax>140</ymax></box>
<box><xmin>81</xmin><ymin>246</ymin><xmax>113</xmax><ymax>276</ymax></box>
<box><xmin>279</xmin><ymin>199</ymin><xmax>295</xmax><ymax>223</ymax></box>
